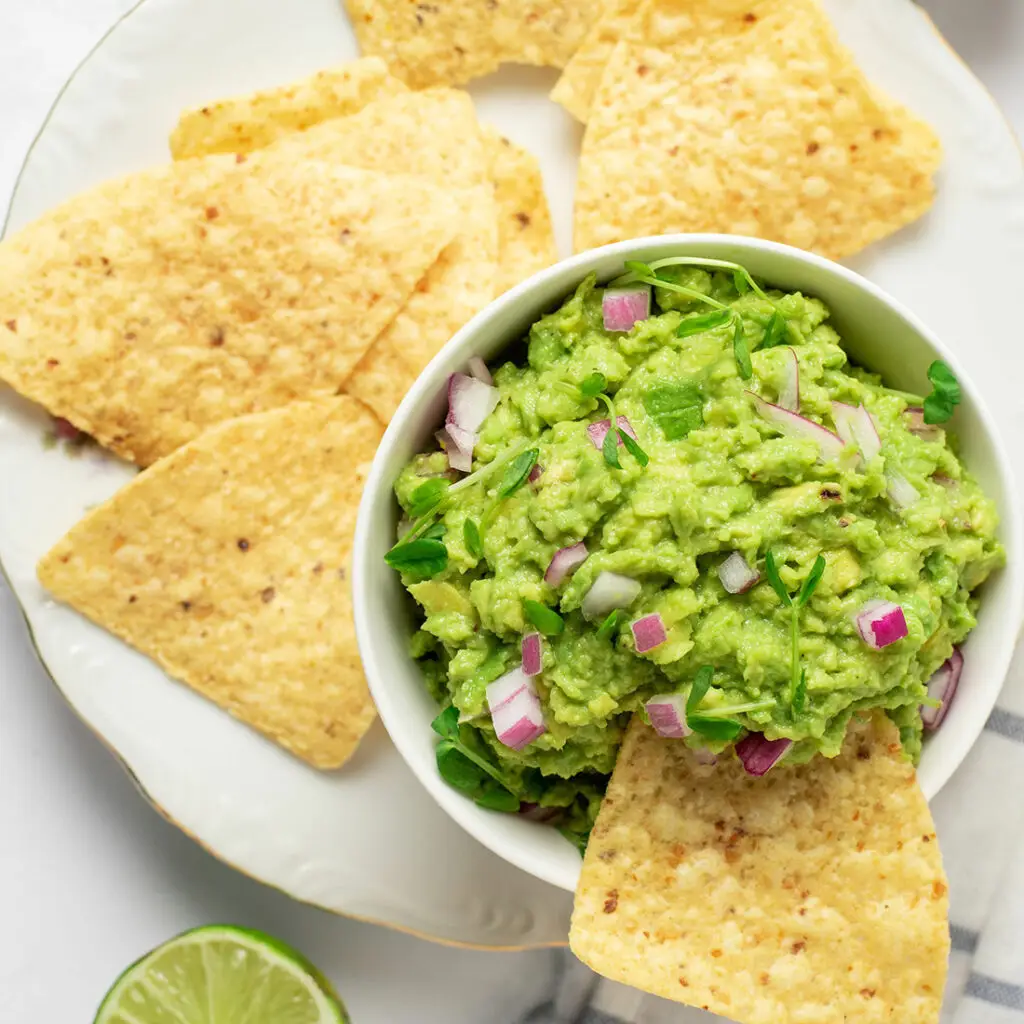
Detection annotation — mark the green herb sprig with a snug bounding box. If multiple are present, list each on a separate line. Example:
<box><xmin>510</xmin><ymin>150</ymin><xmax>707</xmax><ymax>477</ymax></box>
<box><xmin>575</xmin><ymin>372</ymin><xmax>649</xmax><ymax>469</ymax></box>
<box><xmin>431</xmin><ymin>706</ymin><xmax>520</xmax><ymax>812</ymax></box>
<box><xmin>763</xmin><ymin>551</ymin><xmax>826</xmax><ymax>713</ymax></box>
<box><xmin>923</xmin><ymin>361</ymin><xmax>961</xmax><ymax>424</ymax></box>
<box><xmin>682</xmin><ymin>666</ymin><xmax>775</xmax><ymax>740</ymax></box>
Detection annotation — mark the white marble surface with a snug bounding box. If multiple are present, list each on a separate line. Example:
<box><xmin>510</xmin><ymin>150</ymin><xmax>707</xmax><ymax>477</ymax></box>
<box><xmin>1</xmin><ymin>1</ymin><xmax>1023</xmax><ymax>1020</ymax></box>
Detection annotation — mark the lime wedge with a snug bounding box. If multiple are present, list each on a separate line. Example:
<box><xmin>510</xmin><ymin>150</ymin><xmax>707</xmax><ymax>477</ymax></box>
<box><xmin>94</xmin><ymin>925</ymin><xmax>349</xmax><ymax>1024</ymax></box>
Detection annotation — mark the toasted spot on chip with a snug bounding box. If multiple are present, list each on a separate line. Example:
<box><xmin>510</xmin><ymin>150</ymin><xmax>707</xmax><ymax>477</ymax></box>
<box><xmin>570</xmin><ymin>714</ymin><xmax>948</xmax><ymax>1024</ymax></box>
<box><xmin>572</xmin><ymin>0</ymin><xmax>941</xmax><ymax>259</ymax></box>
<box><xmin>483</xmin><ymin>126</ymin><xmax>559</xmax><ymax>295</ymax></box>
<box><xmin>37</xmin><ymin>397</ymin><xmax>381</xmax><ymax>769</ymax></box>
<box><xmin>168</xmin><ymin>58</ymin><xmax>407</xmax><ymax>159</ymax></box>
<box><xmin>0</xmin><ymin>146</ymin><xmax>458</xmax><ymax>465</ymax></box>
<box><xmin>344</xmin><ymin>0</ymin><xmax>603</xmax><ymax>88</ymax></box>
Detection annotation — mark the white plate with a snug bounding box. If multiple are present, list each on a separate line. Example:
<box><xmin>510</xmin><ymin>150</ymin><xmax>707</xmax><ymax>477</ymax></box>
<box><xmin>1</xmin><ymin>0</ymin><xmax>1023</xmax><ymax>948</ymax></box>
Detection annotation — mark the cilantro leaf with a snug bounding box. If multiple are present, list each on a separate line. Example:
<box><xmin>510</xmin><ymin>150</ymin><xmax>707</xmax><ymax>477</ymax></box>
<box><xmin>686</xmin><ymin>665</ymin><xmax>715</xmax><ymax>717</ymax></box>
<box><xmin>763</xmin><ymin>550</ymin><xmax>791</xmax><ymax>607</ymax></box>
<box><xmin>797</xmin><ymin>554</ymin><xmax>826</xmax><ymax>607</ymax></box>
<box><xmin>596</xmin><ymin>609</ymin><xmax>622</xmax><ymax>641</ymax></box>
<box><xmin>733</xmin><ymin>317</ymin><xmax>753</xmax><ymax>380</ymax></box>
<box><xmin>524</xmin><ymin>599</ymin><xmax>565</xmax><ymax>636</ymax></box>
<box><xmin>385</xmin><ymin>537</ymin><xmax>448</xmax><ymax>579</ymax></box>
<box><xmin>602</xmin><ymin>424</ymin><xmax>622</xmax><ymax>468</ymax></box>
<box><xmin>408</xmin><ymin>478</ymin><xmax>449</xmax><ymax>518</ymax></box>
<box><xmin>497</xmin><ymin>448</ymin><xmax>540</xmax><ymax>499</ymax></box>
<box><xmin>761</xmin><ymin>311</ymin><xmax>787</xmax><ymax>350</ymax></box>
<box><xmin>643</xmin><ymin>382</ymin><xmax>703</xmax><ymax>440</ymax></box>
<box><xmin>579</xmin><ymin>372</ymin><xmax>608</xmax><ymax>398</ymax></box>
<box><xmin>619</xmin><ymin>429</ymin><xmax>649</xmax><ymax>467</ymax></box>
<box><xmin>923</xmin><ymin>361</ymin><xmax>961</xmax><ymax>424</ymax></box>
<box><xmin>676</xmin><ymin>308</ymin><xmax>732</xmax><ymax>339</ymax></box>
<box><xmin>463</xmin><ymin>518</ymin><xmax>483</xmax><ymax>559</ymax></box>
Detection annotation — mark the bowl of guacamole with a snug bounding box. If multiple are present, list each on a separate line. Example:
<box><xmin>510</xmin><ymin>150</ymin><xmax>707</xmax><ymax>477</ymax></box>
<box><xmin>353</xmin><ymin>236</ymin><xmax>1022</xmax><ymax>892</ymax></box>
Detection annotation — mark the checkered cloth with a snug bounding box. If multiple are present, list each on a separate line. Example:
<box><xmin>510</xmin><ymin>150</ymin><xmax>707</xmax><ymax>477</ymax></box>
<box><xmin>519</xmin><ymin>653</ymin><xmax>1024</xmax><ymax>1024</ymax></box>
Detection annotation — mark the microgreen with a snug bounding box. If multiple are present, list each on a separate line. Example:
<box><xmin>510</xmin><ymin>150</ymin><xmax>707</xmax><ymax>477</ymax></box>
<box><xmin>763</xmin><ymin>551</ymin><xmax>826</xmax><ymax>713</ymax></box>
<box><xmin>496</xmin><ymin>448</ymin><xmax>540</xmax><ymax>500</ymax></box>
<box><xmin>559</xmin><ymin>827</ymin><xmax>591</xmax><ymax>856</ymax></box>
<box><xmin>922</xmin><ymin>361</ymin><xmax>961</xmax><ymax>424</ymax></box>
<box><xmin>619</xmin><ymin>429</ymin><xmax>649</xmax><ymax>467</ymax></box>
<box><xmin>384</xmin><ymin>537</ymin><xmax>448</xmax><ymax>579</ymax></box>
<box><xmin>579</xmin><ymin>372</ymin><xmax>608</xmax><ymax>398</ymax></box>
<box><xmin>408</xmin><ymin>477</ymin><xmax>449</xmax><ymax>518</ymax></box>
<box><xmin>642</xmin><ymin>382</ymin><xmax>704</xmax><ymax>440</ymax></box>
<box><xmin>591</xmin><ymin>391</ymin><xmax>648</xmax><ymax>470</ymax></box>
<box><xmin>684</xmin><ymin>665</ymin><xmax>772</xmax><ymax>740</ymax></box>
<box><xmin>733</xmin><ymin>318</ymin><xmax>753</xmax><ymax>380</ymax></box>
<box><xmin>524</xmin><ymin>599</ymin><xmax>565</xmax><ymax>636</ymax></box>
<box><xmin>761</xmin><ymin>310</ymin><xmax>787</xmax><ymax>350</ymax></box>
<box><xmin>596</xmin><ymin>609</ymin><xmax>622</xmax><ymax>641</ymax></box>
<box><xmin>431</xmin><ymin>706</ymin><xmax>520</xmax><ymax>812</ymax></box>
<box><xmin>463</xmin><ymin>518</ymin><xmax>483</xmax><ymax>559</ymax></box>
<box><xmin>675</xmin><ymin>308</ymin><xmax>733</xmax><ymax>338</ymax></box>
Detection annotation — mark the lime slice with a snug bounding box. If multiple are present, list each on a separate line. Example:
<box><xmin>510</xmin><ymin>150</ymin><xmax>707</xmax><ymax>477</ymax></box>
<box><xmin>94</xmin><ymin>925</ymin><xmax>349</xmax><ymax>1024</ymax></box>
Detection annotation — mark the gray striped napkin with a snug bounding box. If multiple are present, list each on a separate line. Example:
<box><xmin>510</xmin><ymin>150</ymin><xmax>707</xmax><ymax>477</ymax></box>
<box><xmin>518</xmin><ymin>651</ymin><xmax>1024</xmax><ymax>1024</ymax></box>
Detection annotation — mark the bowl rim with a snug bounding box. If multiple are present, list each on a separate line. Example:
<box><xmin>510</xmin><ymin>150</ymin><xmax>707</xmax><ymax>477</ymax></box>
<box><xmin>353</xmin><ymin>233</ymin><xmax>1024</xmax><ymax>892</ymax></box>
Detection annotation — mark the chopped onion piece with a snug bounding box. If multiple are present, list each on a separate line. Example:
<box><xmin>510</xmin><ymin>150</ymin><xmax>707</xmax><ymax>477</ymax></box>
<box><xmin>692</xmin><ymin>747</ymin><xmax>719</xmax><ymax>766</ymax></box>
<box><xmin>777</xmin><ymin>348</ymin><xmax>800</xmax><ymax>412</ymax></box>
<box><xmin>521</xmin><ymin>632</ymin><xmax>543</xmax><ymax>677</ymax></box>
<box><xmin>886</xmin><ymin>471</ymin><xmax>920</xmax><ymax>509</ymax></box>
<box><xmin>748</xmin><ymin>392</ymin><xmax>847</xmax><ymax>463</ymax></box>
<box><xmin>544</xmin><ymin>542</ymin><xmax>588</xmax><ymax>587</ymax></box>
<box><xmin>855</xmin><ymin>600</ymin><xmax>908</xmax><ymax>649</ymax></box>
<box><xmin>486</xmin><ymin>666</ymin><xmax>535</xmax><ymax>714</ymax></box>
<box><xmin>631</xmin><ymin>613</ymin><xmax>667</xmax><ymax>653</ymax></box>
<box><xmin>518</xmin><ymin>802</ymin><xmax>561</xmax><ymax>823</ymax></box>
<box><xmin>718</xmin><ymin>552</ymin><xmax>760</xmax><ymax>594</ymax></box>
<box><xmin>491</xmin><ymin>685</ymin><xmax>546</xmax><ymax>750</ymax></box>
<box><xmin>586</xmin><ymin>416</ymin><xmax>638</xmax><ymax>451</ymax></box>
<box><xmin>53</xmin><ymin>416</ymin><xmax>83</xmax><ymax>441</ymax></box>
<box><xmin>466</xmin><ymin>356</ymin><xmax>493</xmax><ymax>385</ymax></box>
<box><xmin>645</xmin><ymin>693</ymin><xmax>690</xmax><ymax>738</ymax></box>
<box><xmin>447</xmin><ymin>372</ymin><xmax>499</xmax><ymax>435</ymax></box>
<box><xmin>528</xmin><ymin>463</ymin><xmax>544</xmax><ymax>485</ymax></box>
<box><xmin>921</xmin><ymin>649</ymin><xmax>964</xmax><ymax>731</ymax></box>
<box><xmin>903</xmin><ymin>406</ymin><xmax>943</xmax><ymax>442</ymax></box>
<box><xmin>735</xmin><ymin>733</ymin><xmax>792</xmax><ymax>776</ymax></box>
<box><xmin>832</xmin><ymin>401</ymin><xmax>881</xmax><ymax>459</ymax></box>
<box><xmin>437</xmin><ymin>424</ymin><xmax>473</xmax><ymax>473</ymax></box>
<box><xmin>602</xmin><ymin>286</ymin><xmax>651</xmax><ymax>332</ymax></box>
<box><xmin>582</xmin><ymin>571</ymin><xmax>642</xmax><ymax>620</ymax></box>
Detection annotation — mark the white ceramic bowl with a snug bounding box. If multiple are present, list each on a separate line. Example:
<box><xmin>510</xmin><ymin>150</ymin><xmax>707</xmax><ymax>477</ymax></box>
<box><xmin>353</xmin><ymin>235</ymin><xmax>1024</xmax><ymax>893</ymax></box>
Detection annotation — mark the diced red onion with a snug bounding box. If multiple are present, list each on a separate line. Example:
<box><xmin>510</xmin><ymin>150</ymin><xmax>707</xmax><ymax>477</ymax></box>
<box><xmin>521</xmin><ymin>632</ymin><xmax>543</xmax><ymax>677</ymax></box>
<box><xmin>735</xmin><ymin>733</ymin><xmax>792</xmax><ymax>776</ymax></box>
<box><xmin>748</xmin><ymin>392</ymin><xmax>846</xmax><ymax>463</ymax></box>
<box><xmin>855</xmin><ymin>600</ymin><xmax>908</xmax><ymax>649</ymax></box>
<box><xmin>630</xmin><ymin>613</ymin><xmax>667</xmax><ymax>653</ymax></box>
<box><xmin>491</xmin><ymin>685</ymin><xmax>546</xmax><ymax>750</ymax></box>
<box><xmin>602</xmin><ymin>286</ymin><xmax>651</xmax><ymax>332</ymax></box>
<box><xmin>903</xmin><ymin>407</ymin><xmax>942</xmax><ymax>442</ymax></box>
<box><xmin>528</xmin><ymin>463</ymin><xmax>544</xmax><ymax>485</ymax></box>
<box><xmin>544</xmin><ymin>542</ymin><xmax>588</xmax><ymax>586</ymax></box>
<box><xmin>52</xmin><ymin>416</ymin><xmax>83</xmax><ymax>441</ymax></box>
<box><xmin>466</xmin><ymin>356</ymin><xmax>493</xmax><ymax>385</ymax></box>
<box><xmin>831</xmin><ymin>401</ymin><xmax>881</xmax><ymax>460</ymax></box>
<box><xmin>518</xmin><ymin>802</ymin><xmax>562</xmax><ymax>823</ymax></box>
<box><xmin>645</xmin><ymin>693</ymin><xmax>690</xmax><ymax>738</ymax></box>
<box><xmin>921</xmin><ymin>649</ymin><xmax>964</xmax><ymax>731</ymax></box>
<box><xmin>582</xmin><ymin>571</ymin><xmax>642</xmax><ymax>620</ymax></box>
<box><xmin>436</xmin><ymin>424</ymin><xmax>474</xmax><ymax>473</ymax></box>
<box><xmin>486</xmin><ymin>666</ymin><xmax>535</xmax><ymax>714</ymax></box>
<box><xmin>718</xmin><ymin>552</ymin><xmax>760</xmax><ymax>594</ymax></box>
<box><xmin>886</xmin><ymin>471</ymin><xmax>920</xmax><ymax>510</ymax></box>
<box><xmin>586</xmin><ymin>416</ymin><xmax>638</xmax><ymax>451</ymax></box>
<box><xmin>692</xmin><ymin>747</ymin><xmax>719</xmax><ymax>766</ymax></box>
<box><xmin>777</xmin><ymin>348</ymin><xmax>800</xmax><ymax>412</ymax></box>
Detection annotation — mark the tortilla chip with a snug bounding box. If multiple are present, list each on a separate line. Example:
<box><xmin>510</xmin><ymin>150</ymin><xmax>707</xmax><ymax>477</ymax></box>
<box><xmin>573</xmin><ymin>0</ymin><xmax>942</xmax><ymax>259</ymax></box>
<box><xmin>344</xmin><ymin>0</ymin><xmax>603</xmax><ymax>88</ymax></box>
<box><xmin>550</xmin><ymin>0</ymin><xmax>642</xmax><ymax>122</ymax></box>
<box><xmin>0</xmin><ymin>150</ymin><xmax>457</xmax><ymax>466</ymax></box>
<box><xmin>484</xmin><ymin>128</ymin><xmax>559</xmax><ymax>295</ymax></box>
<box><xmin>570</xmin><ymin>715</ymin><xmax>948</xmax><ymax>1024</ymax></box>
<box><xmin>38</xmin><ymin>397</ymin><xmax>380</xmax><ymax>769</ymax></box>
<box><xmin>168</xmin><ymin>58</ymin><xmax>407</xmax><ymax>159</ymax></box>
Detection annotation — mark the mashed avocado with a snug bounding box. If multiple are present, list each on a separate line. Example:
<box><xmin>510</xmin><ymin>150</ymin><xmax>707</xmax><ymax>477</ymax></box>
<box><xmin>390</xmin><ymin>261</ymin><xmax>1003</xmax><ymax>837</ymax></box>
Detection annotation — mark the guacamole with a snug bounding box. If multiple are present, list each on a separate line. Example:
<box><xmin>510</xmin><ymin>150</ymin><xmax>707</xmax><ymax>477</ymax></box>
<box><xmin>388</xmin><ymin>258</ymin><xmax>1003</xmax><ymax>840</ymax></box>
